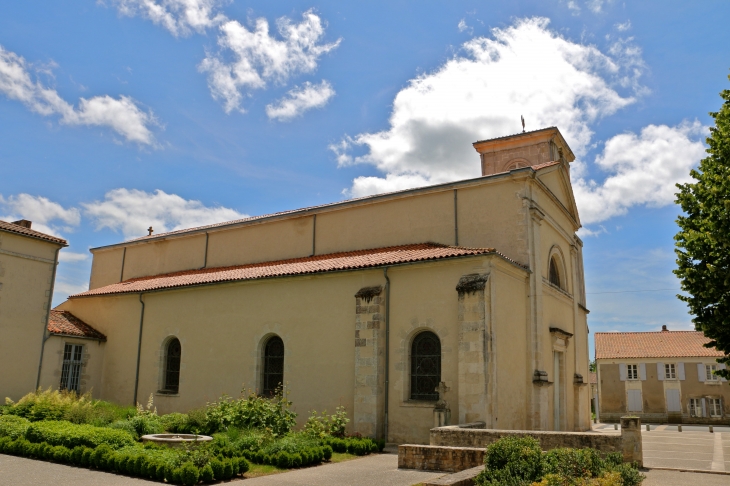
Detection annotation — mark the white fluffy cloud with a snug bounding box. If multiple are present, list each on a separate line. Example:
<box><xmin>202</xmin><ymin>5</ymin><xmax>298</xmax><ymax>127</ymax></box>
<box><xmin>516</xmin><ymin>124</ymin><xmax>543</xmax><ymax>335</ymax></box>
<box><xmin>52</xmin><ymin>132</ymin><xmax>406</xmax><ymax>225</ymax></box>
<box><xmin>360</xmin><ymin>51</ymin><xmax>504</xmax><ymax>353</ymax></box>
<box><xmin>265</xmin><ymin>80</ymin><xmax>334</xmax><ymax>121</ymax></box>
<box><xmin>334</xmin><ymin>18</ymin><xmax>638</xmax><ymax>197</ymax></box>
<box><xmin>0</xmin><ymin>194</ymin><xmax>81</xmax><ymax>236</ymax></box>
<box><xmin>82</xmin><ymin>188</ymin><xmax>248</xmax><ymax>238</ymax></box>
<box><xmin>58</xmin><ymin>252</ymin><xmax>89</xmax><ymax>262</ymax></box>
<box><xmin>112</xmin><ymin>0</ymin><xmax>226</xmax><ymax>36</ymax></box>
<box><xmin>575</xmin><ymin>122</ymin><xmax>706</xmax><ymax>226</ymax></box>
<box><xmin>200</xmin><ymin>10</ymin><xmax>340</xmax><ymax>113</ymax></box>
<box><xmin>0</xmin><ymin>46</ymin><xmax>157</xmax><ymax>145</ymax></box>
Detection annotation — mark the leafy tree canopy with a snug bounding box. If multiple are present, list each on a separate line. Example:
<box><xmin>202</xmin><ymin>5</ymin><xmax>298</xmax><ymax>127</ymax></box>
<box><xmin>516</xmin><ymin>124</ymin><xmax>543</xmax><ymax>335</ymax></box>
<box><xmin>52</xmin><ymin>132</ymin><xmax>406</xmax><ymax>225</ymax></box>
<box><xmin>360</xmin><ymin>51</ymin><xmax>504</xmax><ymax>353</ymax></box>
<box><xmin>675</xmin><ymin>74</ymin><xmax>730</xmax><ymax>378</ymax></box>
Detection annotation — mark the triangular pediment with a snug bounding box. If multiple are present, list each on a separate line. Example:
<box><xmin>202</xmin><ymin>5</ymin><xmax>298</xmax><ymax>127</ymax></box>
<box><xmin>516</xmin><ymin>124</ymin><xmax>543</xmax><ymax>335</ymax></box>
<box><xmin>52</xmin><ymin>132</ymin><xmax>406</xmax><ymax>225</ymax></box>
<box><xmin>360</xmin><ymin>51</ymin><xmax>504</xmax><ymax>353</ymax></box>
<box><xmin>536</xmin><ymin>162</ymin><xmax>581</xmax><ymax>228</ymax></box>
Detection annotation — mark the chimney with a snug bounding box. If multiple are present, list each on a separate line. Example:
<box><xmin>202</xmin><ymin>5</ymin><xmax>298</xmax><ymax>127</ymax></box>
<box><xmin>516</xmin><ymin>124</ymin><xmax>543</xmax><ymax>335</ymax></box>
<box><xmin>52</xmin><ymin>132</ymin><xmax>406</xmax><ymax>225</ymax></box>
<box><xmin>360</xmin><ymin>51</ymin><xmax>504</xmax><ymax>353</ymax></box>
<box><xmin>472</xmin><ymin>127</ymin><xmax>575</xmax><ymax>176</ymax></box>
<box><xmin>661</xmin><ymin>325</ymin><xmax>668</xmax><ymax>332</ymax></box>
<box><xmin>11</xmin><ymin>219</ymin><xmax>32</xmax><ymax>229</ymax></box>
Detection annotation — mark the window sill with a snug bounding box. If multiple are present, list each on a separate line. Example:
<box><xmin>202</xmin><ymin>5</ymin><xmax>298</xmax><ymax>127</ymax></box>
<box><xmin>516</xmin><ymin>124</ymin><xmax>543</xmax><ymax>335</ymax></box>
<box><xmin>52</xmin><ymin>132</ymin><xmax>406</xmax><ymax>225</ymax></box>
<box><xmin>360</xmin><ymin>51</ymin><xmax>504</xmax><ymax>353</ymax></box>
<box><xmin>156</xmin><ymin>391</ymin><xmax>180</xmax><ymax>397</ymax></box>
<box><xmin>401</xmin><ymin>400</ymin><xmax>437</xmax><ymax>408</ymax></box>
<box><xmin>704</xmin><ymin>381</ymin><xmax>722</xmax><ymax>385</ymax></box>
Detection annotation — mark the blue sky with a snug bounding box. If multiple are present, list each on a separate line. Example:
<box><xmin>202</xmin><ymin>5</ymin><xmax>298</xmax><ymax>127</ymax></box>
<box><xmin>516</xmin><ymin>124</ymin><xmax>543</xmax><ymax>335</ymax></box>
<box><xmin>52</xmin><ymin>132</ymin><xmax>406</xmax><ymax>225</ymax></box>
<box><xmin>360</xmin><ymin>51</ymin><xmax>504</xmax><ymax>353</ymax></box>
<box><xmin>1</xmin><ymin>1</ymin><xmax>728</xmax><ymax>358</ymax></box>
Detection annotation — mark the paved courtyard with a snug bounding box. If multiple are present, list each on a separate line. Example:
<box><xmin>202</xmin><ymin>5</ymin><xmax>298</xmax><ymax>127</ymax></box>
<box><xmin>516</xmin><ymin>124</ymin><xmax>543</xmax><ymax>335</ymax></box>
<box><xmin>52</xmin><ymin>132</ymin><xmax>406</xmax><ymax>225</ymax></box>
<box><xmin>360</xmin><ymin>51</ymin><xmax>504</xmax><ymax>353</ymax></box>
<box><xmin>593</xmin><ymin>422</ymin><xmax>730</xmax><ymax>472</ymax></box>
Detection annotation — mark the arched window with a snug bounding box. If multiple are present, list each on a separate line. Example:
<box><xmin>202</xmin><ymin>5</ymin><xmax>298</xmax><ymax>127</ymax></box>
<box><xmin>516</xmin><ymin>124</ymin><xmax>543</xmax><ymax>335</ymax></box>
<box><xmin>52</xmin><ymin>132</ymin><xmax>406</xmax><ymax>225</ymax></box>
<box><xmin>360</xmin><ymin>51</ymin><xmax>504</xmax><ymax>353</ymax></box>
<box><xmin>262</xmin><ymin>336</ymin><xmax>284</xmax><ymax>396</ymax></box>
<box><xmin>162</xmin><ymin>338</ymin><xmax>181</xmax><ymax>394</ymax></box>
<box><xmin>410</xmin><ymin>331</ymin><xmax>441</xmax><ymax>401</ymax></box>
<box><xmin>549</xmin><ymin>256</ymin><xmax>562</xmax><ymax>289</ymax></box>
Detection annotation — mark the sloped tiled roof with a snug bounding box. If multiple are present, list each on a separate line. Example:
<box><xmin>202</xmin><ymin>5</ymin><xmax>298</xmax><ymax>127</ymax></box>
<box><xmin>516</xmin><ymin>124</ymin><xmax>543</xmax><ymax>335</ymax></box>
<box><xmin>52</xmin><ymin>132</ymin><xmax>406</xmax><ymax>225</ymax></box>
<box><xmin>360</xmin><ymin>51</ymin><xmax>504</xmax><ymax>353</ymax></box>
<box><xmin>72</xmin><ymin>243</ymin><xmax>516</xmax><ymax>298</ymax></box>
<box><xmin>595</xmin><ymin>331</ymin><xmax>723</xmax><ymax>359</ymax></box>
<box><xmin>48</xmin><ymin>310</ymin><xmax>106</xmax><ymax>340</ymax></box>
<box><xmin>106</xmin><ymin>162</ymin><xmax>561</xmax><ymax>248</ymax></box>
<box><xmin>0</xmin><ymin>220</ymin><xmax>67</xmax><ymax>246</ymax></box>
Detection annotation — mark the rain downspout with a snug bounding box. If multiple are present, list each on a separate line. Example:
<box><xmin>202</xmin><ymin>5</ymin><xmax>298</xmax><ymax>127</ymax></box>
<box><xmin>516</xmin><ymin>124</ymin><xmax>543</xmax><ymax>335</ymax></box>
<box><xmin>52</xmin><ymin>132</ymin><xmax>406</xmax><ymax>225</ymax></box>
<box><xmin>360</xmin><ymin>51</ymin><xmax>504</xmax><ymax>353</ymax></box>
<box><xmin>453</xmin><ymin>189</ymin><xmax>459</xmax><ymax>246</ymax></box>
<box><xmin>120</xmin><ymin>247</ymin><xmax>127</xmax><ymax>282</ymax></box>
<box><xmin>383</xmin><ymin>267</ymin><xmax>391</xmax><ymax>441</ymax></box>
<box><xmin>133</xmin><ymin>293</ymin><xmax>146</xmax><ymax>405</ymax></box>
<box><xmin>201</xmin><ymin>232</ymin><xmax>209</xmax><ymax>269</ymax></box>
<box><xmin>35</xmin><ymin>246</ymin><xmax>61</xmax><ymax>389</ymax></box>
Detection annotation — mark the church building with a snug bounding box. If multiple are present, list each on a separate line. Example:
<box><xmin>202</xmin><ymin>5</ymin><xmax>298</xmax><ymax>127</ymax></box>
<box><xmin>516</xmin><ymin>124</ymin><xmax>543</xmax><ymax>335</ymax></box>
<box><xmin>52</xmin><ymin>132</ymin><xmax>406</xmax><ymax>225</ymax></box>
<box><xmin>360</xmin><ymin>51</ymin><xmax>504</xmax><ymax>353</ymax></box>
<box><xmin>48</xmin><ymin>127</ymin><xmax>591</xmax><ymax>443</ymax></box>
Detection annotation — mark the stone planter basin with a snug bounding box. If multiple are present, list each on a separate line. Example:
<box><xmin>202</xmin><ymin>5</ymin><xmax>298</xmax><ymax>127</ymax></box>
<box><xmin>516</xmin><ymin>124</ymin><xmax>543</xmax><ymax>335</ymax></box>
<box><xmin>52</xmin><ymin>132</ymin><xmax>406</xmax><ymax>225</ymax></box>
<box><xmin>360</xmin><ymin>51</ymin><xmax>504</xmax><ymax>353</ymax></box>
<box><xmin>140</xmin><ymin>434</ymin><xmax>213</xmax><ymax>448</ymax></box>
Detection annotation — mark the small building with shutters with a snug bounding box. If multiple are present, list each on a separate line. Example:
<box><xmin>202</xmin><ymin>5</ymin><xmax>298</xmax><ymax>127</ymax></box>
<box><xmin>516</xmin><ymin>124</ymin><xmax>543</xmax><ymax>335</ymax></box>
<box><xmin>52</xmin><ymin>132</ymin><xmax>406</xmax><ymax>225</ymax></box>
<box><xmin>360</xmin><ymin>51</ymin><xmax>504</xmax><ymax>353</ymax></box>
<box><xmin>595</xmin><ymin>326</ymin><xmax>729</xmax><ymax>424</ymax></box>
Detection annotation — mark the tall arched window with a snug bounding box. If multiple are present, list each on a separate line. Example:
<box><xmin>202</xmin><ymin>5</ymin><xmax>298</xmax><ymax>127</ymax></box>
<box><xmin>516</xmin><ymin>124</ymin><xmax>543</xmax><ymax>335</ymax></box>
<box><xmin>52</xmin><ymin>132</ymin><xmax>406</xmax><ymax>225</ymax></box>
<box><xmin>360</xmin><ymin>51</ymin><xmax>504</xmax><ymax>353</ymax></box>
<box><xmin>162</xmin><ymin>338</ymin><xmax>181</xmax><ymax>394</ymax></box>
<box><xmin>262</xmin><ymin>336</ymin><xmax>284</xmax><ymax>396</ymax></box>
<box><xmin>410</xmin><ymin>331</ymin><xmax>441</xmax><ymax>401</ymax></box>
<box><xmin>549</xmin><ymin>256</ymin><xmax>562</xmax><ymax>289</ymax></box>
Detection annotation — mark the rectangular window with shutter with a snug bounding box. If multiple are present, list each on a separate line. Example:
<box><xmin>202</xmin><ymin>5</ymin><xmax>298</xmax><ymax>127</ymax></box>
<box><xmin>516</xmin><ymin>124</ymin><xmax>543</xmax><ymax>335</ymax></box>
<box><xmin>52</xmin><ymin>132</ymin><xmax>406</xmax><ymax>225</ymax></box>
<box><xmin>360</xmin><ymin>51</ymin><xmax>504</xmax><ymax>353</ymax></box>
<box><xmin>665</xmin><ymin>363</ymin><xmax>676</xmax><ymax>380</ymax></box>
<box><xmin>709</xmin><ymin>398</ymin><xmax>722</xmax><ymax>417</ymax></box>
<box><xmin>706</xmin><ymin>365</ymin><xmax>719</xmax><ymax>381</ymax></box>
<box><xmin>627</xmin><ymin>364</ymin><xmax>638</xmax><ymax>380</ymax></box>
<box><xmin>689</xmin><ymin>398</ymin><xmax>703</xmax><ymax>417</ymax></box>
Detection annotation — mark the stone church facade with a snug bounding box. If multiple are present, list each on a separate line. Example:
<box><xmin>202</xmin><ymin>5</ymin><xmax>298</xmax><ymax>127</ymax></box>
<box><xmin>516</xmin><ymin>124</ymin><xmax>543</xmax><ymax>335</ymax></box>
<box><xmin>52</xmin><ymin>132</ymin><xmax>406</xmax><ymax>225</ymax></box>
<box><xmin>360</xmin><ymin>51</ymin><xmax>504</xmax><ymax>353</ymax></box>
<box><xmin>47</xmin><ymin>127</ymin><xmax>590</xmax><ymax>443</ymax></box>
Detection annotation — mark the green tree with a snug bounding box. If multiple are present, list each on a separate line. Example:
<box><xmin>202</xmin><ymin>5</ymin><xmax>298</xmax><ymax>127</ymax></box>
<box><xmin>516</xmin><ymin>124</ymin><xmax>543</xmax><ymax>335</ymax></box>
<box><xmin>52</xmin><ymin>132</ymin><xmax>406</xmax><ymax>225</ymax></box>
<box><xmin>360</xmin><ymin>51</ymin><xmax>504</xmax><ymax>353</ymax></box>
<box><xmin>675</xmin><ymin>74</ymin><xmax>730</xmax><ymax>378</ymax></box>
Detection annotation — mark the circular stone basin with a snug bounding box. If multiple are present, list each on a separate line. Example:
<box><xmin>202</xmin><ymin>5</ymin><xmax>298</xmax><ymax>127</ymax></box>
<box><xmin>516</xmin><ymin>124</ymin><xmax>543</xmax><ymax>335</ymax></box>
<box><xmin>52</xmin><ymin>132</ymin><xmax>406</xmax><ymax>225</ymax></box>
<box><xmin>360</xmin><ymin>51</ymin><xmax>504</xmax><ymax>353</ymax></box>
<box><xmin>140</xmin><ymin>434</ymin><xmax>213</xmax><ymax>448</ymax></box>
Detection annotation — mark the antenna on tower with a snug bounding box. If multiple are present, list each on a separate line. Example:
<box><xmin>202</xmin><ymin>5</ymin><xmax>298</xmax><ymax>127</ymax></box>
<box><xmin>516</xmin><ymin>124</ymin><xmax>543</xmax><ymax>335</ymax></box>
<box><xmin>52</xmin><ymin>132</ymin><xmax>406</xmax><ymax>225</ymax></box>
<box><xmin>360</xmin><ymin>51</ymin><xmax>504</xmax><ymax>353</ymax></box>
<box><xmin>521</xmin><ymin>115</ymin><xmax>525</xmax><ymax>133</ymax></box>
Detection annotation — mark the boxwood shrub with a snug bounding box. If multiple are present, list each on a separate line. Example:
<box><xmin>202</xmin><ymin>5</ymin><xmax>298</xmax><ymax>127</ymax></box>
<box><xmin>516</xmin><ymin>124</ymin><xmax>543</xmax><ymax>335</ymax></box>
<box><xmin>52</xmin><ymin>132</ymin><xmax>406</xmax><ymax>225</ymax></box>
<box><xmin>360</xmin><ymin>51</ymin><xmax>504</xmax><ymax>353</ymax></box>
<box><xmin>26</xmin><ymin>420</ymin><xmax>135</xmax><ymax>450</ymax></box>
<box><xmin>0</xmin><ymin>415</ymin><xmax>31</xmax><ymax>440</ymax></box>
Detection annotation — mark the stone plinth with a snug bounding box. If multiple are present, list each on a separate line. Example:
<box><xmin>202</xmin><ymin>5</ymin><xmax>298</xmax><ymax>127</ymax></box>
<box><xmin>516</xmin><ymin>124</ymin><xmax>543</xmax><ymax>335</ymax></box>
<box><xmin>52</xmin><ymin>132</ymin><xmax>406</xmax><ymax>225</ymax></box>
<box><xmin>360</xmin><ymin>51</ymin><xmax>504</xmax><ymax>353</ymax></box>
<box><xmin>620</xmin><ymin>416</ymin><xmax>642</xmax><ymax>467</ymax></box>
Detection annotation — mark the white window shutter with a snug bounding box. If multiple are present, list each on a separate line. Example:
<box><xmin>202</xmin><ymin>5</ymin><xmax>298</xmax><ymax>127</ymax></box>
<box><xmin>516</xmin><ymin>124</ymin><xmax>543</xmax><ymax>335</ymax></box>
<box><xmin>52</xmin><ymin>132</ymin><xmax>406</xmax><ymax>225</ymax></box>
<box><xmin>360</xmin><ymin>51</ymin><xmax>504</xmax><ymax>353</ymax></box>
<box><xmin>719</xmin><ymin>363</ymin><xmax>728</xmax><ymax>382</ymax></box>
<box><xmin>639</xmin><ymin>363</ymin><xmax>647</xmax><ymax>381</ymax></box>
<box><xmin>678</xmin><ymin>362</ymin><xmax>685</xmax><ymax>380</ymax></box>
<box><xmin>657</xmin><ymin>362</ymin><xmax>664</xmax><ymax>381</ymax></box>
<box><xmin>619</xmin><ymin>363</ymin><xmax>627</xmax><ymax>381</ymax></box>
<box><xmin>698</xmin><ymin>363</ymin><xmax>705</xmax><ymax>382</ymax></box>
<box><xmin>702</xmin><ymin>398</ymin><xmax>707</xmax><ymax>417</ymax></box>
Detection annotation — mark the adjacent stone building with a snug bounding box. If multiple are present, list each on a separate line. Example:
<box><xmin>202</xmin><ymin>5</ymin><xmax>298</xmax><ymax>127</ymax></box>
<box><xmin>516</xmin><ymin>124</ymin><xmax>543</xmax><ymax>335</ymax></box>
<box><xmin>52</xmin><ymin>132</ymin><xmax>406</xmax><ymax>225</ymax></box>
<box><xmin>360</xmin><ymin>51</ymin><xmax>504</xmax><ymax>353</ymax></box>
<box><xmin>29</xmin><ymin>127</ymin><xmax>590</xmax><ymax>443</ymax></box>
<box><xmin>0</xmin><ymin>220</ymin><xmax>67</xmax><ymax>400</ymax></box>
<box><xmin>595</xmin><ymin>327</ymin><xmax>729</xmax><ymax>424</ymax></box>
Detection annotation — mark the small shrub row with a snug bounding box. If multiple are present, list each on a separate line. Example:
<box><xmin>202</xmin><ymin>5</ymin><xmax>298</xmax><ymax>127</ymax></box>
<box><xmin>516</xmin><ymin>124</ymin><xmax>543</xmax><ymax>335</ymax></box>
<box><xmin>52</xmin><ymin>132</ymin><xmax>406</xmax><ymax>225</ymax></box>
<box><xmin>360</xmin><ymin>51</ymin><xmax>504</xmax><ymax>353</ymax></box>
<box><xmin>0</xmin><ymin>436</ymin><xmax>248</xmax><ymax>485</ymax></box>
<box><xmin>322</xmin><ymin>436</ymin><xmax>380</xmax><ymax>456</ymax></box>
<box><xmin>474</xmin><ymin>437</ymin><xmax>644</xmax><ymax>486</ymax></box>
<box><xmin>240</xmin><ymin>444</ymin><xmax>331</xmax><ymax>468</ymax></box>
<box><xmin>25</xmin><ymin>420</ymin><xmax>136</xmax><ymax>450</ymax></box>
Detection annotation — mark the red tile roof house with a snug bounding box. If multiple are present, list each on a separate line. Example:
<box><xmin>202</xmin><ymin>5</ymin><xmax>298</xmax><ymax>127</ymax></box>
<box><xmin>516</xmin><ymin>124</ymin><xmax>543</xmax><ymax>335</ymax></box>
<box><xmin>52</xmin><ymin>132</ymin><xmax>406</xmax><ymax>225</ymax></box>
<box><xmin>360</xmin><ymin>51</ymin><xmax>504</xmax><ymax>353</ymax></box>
<box><xmin>595</xmin><ymin>326</ymin><xmax>729</xmax><ymax>424</ymax></box>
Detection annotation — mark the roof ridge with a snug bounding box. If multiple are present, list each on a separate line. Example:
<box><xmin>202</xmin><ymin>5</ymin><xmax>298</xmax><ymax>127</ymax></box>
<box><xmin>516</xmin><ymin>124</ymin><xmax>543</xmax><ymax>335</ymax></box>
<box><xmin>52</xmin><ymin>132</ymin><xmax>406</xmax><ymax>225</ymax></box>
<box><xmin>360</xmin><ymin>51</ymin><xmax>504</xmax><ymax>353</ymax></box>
<box><xmin>106</xmin><ymin>166</ymin><xmax>558</xmax><ymax>248</ymax></box>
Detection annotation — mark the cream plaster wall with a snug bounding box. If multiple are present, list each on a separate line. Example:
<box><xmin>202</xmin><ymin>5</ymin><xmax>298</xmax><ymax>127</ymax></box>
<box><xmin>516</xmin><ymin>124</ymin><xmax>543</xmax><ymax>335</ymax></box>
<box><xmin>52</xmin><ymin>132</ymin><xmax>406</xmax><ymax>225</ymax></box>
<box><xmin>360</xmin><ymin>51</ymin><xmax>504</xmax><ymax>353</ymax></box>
<box><xmin>88</xmin><ymin>247</ymin><xmax>124</xmax><ymax>290</ymax></box>
<box><xmin>206</xmin><ymin>217</ymin><xmax>313</xmax><ymax>268</ymax></box>
<box><xmin>122</xmin><ymin>234</ymin><xmax>207</xmax><ymax>281</ymax></box>
<box><xmin>0</xmin><ymin>231</ymin><xmax>61</xmax><ymax>401</ymax></box>
<box><xmin>38</xmin><ymin>336</ymin><xmax>105</xmax><ymax>398</ymax></box>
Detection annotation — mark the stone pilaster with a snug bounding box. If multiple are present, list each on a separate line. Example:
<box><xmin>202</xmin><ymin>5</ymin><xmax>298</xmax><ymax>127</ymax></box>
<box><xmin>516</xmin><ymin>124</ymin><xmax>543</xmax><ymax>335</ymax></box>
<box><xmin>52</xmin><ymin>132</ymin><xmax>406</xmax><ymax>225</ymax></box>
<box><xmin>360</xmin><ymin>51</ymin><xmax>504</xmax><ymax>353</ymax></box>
<box><xmin>456</xmin><ymin>274</ymin><xmax>492</xmax><ymax>425</ymax></box>
<box><xmin>353</xmin><ymin>286</ymin><xmax>385</xmax><ymax>439</ymax></box>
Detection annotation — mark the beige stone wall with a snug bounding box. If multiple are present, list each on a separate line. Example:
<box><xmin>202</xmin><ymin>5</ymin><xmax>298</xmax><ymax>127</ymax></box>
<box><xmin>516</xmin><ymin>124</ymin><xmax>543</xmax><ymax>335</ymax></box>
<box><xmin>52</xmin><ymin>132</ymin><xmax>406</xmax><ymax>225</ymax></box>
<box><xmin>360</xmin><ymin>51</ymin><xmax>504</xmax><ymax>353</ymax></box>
<box><xmin>480</xmin><ymin>141</ymin><xmax>554</xmax><ymax>175</ymax></box>
<box><xmin>38</xmin><ymin>336</ymin><xmax>105</xmax><ymax>398</ymax></box>
<box><xmin>0</xmin><ymin>231</ymin><xmax>61</xmax><ymax>401</ymax></box>
<box><xmin>88</xmin><ymin>247</ymin><xmax>124</xmax><ymax>290</ymax></box>
<box><xmin>88</xmin><ymin>173</ymin><xmax>566</xmax><ymax>286</ymax></box>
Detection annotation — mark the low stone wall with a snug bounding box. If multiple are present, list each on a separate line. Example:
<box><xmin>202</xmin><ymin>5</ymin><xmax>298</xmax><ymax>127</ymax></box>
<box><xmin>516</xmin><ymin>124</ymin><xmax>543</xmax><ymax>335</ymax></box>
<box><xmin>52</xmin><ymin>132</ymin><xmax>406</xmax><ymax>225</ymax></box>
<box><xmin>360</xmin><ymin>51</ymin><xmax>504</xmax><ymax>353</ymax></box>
<box><xmin>399</xmin><ymin>416</ymin><xmax>642</xmax><ymax>473</ymax></box>
<box><xmin>398</xmin><ymin>444</ymin><xmax>485</xmax><ymax>473</ymax></box>
<box><xmin>430</xmin><ymin>426</ymin><xmax>622</xmax><ymax>453</ymax></box>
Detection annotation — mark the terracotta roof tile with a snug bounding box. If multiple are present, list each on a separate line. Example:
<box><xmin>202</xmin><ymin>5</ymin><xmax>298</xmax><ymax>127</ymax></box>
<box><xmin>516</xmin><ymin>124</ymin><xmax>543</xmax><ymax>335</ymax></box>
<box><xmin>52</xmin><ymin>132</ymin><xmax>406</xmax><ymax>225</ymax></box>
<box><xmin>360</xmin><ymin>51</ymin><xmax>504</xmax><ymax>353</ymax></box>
<box><xmin>72</xmin><ymin>243</ymin><xmax>516</xmax><ymax>298</ymax></box>
<box><xmin>0</xmin><ymin>220</ymin><xmax>67</xmax><ymax>246</ymax></box>
<box><xmin>48</xmin><ymin>310</ymin><xmax>106</xmax><ymax>340</ymax></box>
<box><xmin>595</xmin><ymin>331</ymin><xmax>723</xmax><ymax>360</ymax></box>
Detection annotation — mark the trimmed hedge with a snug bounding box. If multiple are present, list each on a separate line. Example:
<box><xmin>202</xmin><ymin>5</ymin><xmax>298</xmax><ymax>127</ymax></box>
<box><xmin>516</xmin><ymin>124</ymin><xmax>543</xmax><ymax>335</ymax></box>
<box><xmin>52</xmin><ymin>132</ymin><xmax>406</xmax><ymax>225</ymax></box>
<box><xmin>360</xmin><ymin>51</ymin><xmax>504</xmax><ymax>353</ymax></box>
<box><xmin>0</xmin><ymin>415</ymin><xmax>30</xmax><ymax>439</ymax></box>
<box><xmin>322</xmin><ymin>436</ymin><xmax>380</xmax><ymax>456</ymax></box>
<box><xmin>0</xmin><ymin>436</ymin><xmax>249</xmax><ymax>484</ymax></box>
<box><xmin>25</xmin><ymin>420</ymin><xmax>136</xmax><ymax>450</ymax></box>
